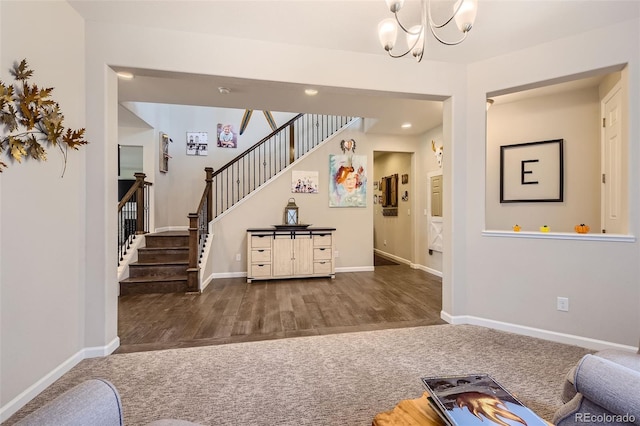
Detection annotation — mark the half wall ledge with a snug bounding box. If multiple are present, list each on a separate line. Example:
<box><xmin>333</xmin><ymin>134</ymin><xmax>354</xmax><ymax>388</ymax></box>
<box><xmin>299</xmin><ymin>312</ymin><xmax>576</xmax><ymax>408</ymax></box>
<box><xmin>482</xmin><ymin>230</ymin><xmax>636</xmax><ymax>243</ymax></box>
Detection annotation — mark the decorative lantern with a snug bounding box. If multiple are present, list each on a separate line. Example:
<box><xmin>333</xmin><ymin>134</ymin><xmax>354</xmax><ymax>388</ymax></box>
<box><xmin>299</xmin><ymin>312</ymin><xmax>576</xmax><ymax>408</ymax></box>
<box><xmin>283</xmin><ymin>198</ymin><xmax>299</xmax><ymax>225</ymax></box>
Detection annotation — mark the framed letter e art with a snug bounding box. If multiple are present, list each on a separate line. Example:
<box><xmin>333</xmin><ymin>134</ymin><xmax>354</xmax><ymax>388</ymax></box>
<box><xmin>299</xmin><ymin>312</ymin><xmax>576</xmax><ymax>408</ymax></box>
<box><xmin>500</xmin><ymin>139</ymin><xmax>563</xmax><ymax>203</ymax></box>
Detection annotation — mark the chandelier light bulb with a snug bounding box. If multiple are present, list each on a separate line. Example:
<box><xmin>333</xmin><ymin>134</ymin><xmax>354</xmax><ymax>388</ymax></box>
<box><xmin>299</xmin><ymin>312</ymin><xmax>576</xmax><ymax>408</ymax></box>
<box><xmin>405</xmin><ymin>25</ymin><xmax>424</xmax><ymax>59</ymax></box>
<box><xmin>454</xmin><ymin>0</ymin><xmax>478</xmax><ymax>33</ymax></box>
<box><xmin>378</xmin><ymin>18</ymin><xmax>398</xmax><ymax>51</ymax></box>
<box><xmin>385</xmin><ymin>0</ymin><xmax>405</xmax><ymax>13</ymax></box>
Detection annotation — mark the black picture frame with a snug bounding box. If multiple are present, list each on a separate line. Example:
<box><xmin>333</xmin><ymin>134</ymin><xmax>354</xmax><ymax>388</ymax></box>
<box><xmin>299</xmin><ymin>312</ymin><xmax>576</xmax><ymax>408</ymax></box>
<box><xmin>500</xmin><ymin>139</ymin><xmax>563</xmax><ymax>203</ymax></box>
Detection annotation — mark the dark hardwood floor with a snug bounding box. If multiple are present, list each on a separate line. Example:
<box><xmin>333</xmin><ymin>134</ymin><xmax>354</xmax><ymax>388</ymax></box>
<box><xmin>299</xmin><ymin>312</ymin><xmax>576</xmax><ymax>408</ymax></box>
<box><xmin>116</xmin><ymin>262</ymin><xmax>445</xmax><ymax>353</ymax></box>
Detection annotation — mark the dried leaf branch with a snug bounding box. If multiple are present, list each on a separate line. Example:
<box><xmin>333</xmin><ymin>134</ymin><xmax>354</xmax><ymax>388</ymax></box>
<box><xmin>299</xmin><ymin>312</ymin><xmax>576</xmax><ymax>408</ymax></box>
<box><xmin>0</xmin><ymin>59</ymin><xmax>88</xmax><ymax>176</ymax></box>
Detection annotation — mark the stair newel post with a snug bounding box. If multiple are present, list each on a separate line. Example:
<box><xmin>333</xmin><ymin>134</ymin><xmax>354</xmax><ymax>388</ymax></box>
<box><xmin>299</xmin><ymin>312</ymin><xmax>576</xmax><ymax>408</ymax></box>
<box><xmin>134</xmin><ymin>172</ymin><xmax>146</xmax><ymax>234</ymax></box>
<box><xmin>205</xmin><ymin>167</ymin><xmax>213</xmax><ymax>223</ymax></box>
<box><xmin>289</xmin><ymin>124</ymin><xmax>295</xmax><ymax>165</ymax></box>
<box><xmin>187</xmin><ymin>213</ymin><xmax>200</xmax><ymax>292</ymax></box>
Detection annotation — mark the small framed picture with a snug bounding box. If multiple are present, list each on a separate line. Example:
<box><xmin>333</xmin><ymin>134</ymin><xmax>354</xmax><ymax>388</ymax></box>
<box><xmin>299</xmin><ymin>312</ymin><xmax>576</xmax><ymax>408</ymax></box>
<box><xmin>401</xmin><ymin>174</ymin><xmax>409</xmax><ymax>184</ymax></box>
<box><xmin>187</xmin><ymin>132</ymin><xmax>208</xmax><ymax>156</ymax></box>
<box><xmin>500</xmin><ymin>139</ymin><xmax>563</xmax><ymax>203</ymax></box>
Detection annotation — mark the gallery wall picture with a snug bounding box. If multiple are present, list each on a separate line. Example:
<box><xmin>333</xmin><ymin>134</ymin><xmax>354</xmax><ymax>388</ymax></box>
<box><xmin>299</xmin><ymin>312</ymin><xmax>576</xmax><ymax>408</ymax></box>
<box><xmin>292</xmin><ymin>170</ymin><xmax>319</xmax><ymax>193</ymax></box>
<box><xmin>500</xmin><ymin>139</ymin><xmax>564</xmax><ymax>203</ymax></box>
<box><xmin>160</xmin><ymin>132</ymin><xmax>171</xmax><ymax>172</ymax></box>
<box><xmin>217</xmin><ymin>123</ymin><xmax>237</xmax><ymax>148</ymax></box>
<box><xmin>187</xmin><ymin>132</ymin><xmax>208</xmax><ymax>156</ymax></box>
<box><xmin>329</xmin><ymin>154</ymin><xmax>367</xmax><ymax>207</ymax></box>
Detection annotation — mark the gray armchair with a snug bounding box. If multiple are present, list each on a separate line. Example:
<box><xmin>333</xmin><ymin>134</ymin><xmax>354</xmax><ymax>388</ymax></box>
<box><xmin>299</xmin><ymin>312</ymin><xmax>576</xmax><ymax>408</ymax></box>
<box><xmin>553</xmin><ymin>348</ymin><xmax>640</xmax><ymax>425</ymax></box>
<box><xmin>15</xmin><ymin>379</ymin><xmax>124</xmax><ymax>426</ymax></box>
<box><xmin>14</xmin><ymin>379</ymin><xmax>201</xmax><ymax>426</ymax></box>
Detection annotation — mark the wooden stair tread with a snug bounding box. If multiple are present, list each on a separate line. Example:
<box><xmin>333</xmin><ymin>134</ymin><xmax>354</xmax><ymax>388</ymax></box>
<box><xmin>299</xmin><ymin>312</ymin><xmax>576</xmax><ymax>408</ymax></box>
<box><xmin>147</xmin><ymin>231</ymin><xmax>189</xmax><ymax>236</ymax></box>
<box><xmin>138</xmin><ymin>247</ymin><xmax>188</xmax><ymax>251</ymax></box>
<box><xmin>130</xmin><ymin>261</ymin><xmax>188</xmax><ymax>266</ymax></box>
<box><xmin>120</xmin><ymin>275</ymin><xmax>187</xmax><ymax>283</ymax></box>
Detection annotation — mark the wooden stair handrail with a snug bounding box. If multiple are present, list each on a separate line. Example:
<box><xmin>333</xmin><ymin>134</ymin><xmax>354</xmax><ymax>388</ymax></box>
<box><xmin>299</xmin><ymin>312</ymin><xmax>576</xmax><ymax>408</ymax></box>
<box><xmin>212</xmin><ymin>113</ymin><xmax>303</xmax><ymax>179</ymax></box>
<box><xmin>117</xmin><ymin>172</ymin><xmax>152</xmax><ymax>211</ymax></box>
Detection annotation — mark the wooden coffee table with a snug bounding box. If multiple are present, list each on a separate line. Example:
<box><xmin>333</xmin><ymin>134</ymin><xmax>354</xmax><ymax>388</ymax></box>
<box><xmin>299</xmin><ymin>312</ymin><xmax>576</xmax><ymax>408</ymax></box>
<box><xmin>372</xmin><ymin>392</ymin><xmax>445</xmax><ymax>426</ymax></box>
<box><xmin>373</xmin><ymin>391</ymin><xmax>554</xmax><ymax>426</ymax></box>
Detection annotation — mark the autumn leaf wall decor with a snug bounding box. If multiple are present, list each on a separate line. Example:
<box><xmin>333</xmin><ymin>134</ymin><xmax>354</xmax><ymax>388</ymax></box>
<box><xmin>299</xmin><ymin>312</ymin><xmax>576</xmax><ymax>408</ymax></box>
<box><xmin>0</xmin><ymin>59</ymin><xmax>88</xmax><ymax>176</ymax></box>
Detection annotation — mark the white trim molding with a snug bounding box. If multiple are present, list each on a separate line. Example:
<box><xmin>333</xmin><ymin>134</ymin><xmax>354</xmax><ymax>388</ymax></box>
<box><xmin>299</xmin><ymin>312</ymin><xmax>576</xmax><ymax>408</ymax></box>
<box><xmin>482</xmin><ymin>229</ymin><xmax>636</xmax><ymax>243</ymax></box>
<box><xmin>336</xmin><ymin>266</ymin><xmax>375</xmax><ymax>273</ymax></box>
<box><xmin>441</xmin><ymin>311</ymin><xmax>638</xmax><ymax>352</ymax></box>
<box><xmin>413</xmin><ymin>263</ymin><xmax>443</xmax><ymax>277</ymax></box>
<box><xmin>154</xmin><ymin>226</ymin><xmax>189</xmax><ymax>233</ymax></box>
<box><xmin>0</xmin><ymin>337</ymin><xmax>119</xmax><ymax>423</ymax></box>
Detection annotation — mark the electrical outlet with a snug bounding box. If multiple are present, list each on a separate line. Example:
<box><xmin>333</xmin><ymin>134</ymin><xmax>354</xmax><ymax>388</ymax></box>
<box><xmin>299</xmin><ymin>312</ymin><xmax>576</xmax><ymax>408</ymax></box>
<box><xmin>557</xmin><ymin>297</ymin><xmax>569</xmax><ymax>312</ymax></box>
<box><xmin>383</xmin><ymin>239</ymin><xmax>387</xmax><ymax>246</ymax></box>
<box><xmin>407</xmin><ymin>209</ymin><xmax>410</xmax><ymax>216</ymax></box>
<box><xmin>235</xmin><ymin>253</ymin><xmax>241</xmax><ymax>261</ymax></box>
<box><xmin>334</xmin><ymin>250</ymin><xmax>339</xmax><ymax>258</ymax></box>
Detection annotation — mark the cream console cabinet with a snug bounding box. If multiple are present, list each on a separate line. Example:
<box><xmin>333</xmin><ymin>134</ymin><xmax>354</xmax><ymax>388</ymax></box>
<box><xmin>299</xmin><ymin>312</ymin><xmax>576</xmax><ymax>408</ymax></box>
<box><xmin>246</xmin><ymin>227</ymin><xmax>336</xmax><ymax>283</ymax></box>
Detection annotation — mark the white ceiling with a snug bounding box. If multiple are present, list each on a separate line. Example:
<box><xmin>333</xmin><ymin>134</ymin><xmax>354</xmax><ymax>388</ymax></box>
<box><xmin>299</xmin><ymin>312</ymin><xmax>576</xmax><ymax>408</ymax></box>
<box><xmin>69</xmin><ymin>0</ymin><xmax>640</xmax><ymax>135</ymax></box>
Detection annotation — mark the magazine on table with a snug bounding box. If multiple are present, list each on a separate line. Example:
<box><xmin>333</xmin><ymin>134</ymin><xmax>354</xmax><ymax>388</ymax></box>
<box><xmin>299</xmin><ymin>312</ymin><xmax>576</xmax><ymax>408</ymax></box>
<box><xmin>421</xmin><ymin>374</ymin><xmax>548</xmax><ymax>426</ymax></box>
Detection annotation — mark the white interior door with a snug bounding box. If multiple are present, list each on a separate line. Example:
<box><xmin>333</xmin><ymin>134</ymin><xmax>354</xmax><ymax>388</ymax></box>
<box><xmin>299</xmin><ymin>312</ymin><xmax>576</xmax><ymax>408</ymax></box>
<box><xmin>601</xmin><ymin>83</ymin><xmax>623</xmax><ymax>234</ymax></box>
<box><xmin>428</xmin><ymin>173</ymin><xmax>443</xmax><ymax>252</ymax></box>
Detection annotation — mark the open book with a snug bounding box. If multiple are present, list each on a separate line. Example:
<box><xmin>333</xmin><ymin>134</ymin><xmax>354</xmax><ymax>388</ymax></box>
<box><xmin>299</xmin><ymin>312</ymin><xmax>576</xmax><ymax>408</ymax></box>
<box><xmin>421</xmin><ymin>374</ymin><xmax>548</xmax><ymax>426</ymax></box>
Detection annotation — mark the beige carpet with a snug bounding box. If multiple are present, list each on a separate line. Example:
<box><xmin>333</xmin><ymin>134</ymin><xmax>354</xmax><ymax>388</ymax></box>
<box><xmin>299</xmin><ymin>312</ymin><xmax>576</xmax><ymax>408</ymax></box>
<box><xmin>6</xmin><ymin>324</ymin><xmax>592</xmax><ymax>425</ymax></box>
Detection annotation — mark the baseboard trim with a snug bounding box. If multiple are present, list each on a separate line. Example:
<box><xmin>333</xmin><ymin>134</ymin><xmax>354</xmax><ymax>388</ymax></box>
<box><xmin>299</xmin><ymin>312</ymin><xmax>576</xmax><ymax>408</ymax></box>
<box><xmin>117</xmin><ymin>236</ymin><xmax>144</xmax><ymax>282</ymax></box>
<box><xmin>207</xmin><ymin>267</ymin><xmax>375</xmax><ymax>281</ymax></box>
<box><xmin>0</xmin><ymin>337</ymin><xmax>119</xmax><ymax>423</ymax></box>
<box><xmin>412</xmin><ymin>263</ymin><xmax>443</xmax><ymax>277</ymax></box>
<box><xmin>441</xmin><ymin>311</ymin><xmax>637</xmax><ymax>352</ymax></box>
<box><xmin>84</xmin><ymin>337</ymin><xmax>120</xmax><ymax>358</ymax></box>
<box><xmin>373</xmin><ymin>249</ymin><xmax>442</xmax><ymax>277</ymax></box>
<box><xmin>335</xmin><ymin>266</ymin><xmax>375</xmax><ymax>273</ymax></box>
<box><xmin>373</xmin><ymin>249</ymin><xmax>410</xmax><ymax>266</ymax></box>
<box><xmin>211</xmin><ymin>271</ymin><xmax>247</xmax><ymax>279</ymax></box>
<box><xmin>153</xmin><ymin>226</ymin><xmax>189</xmax><ymax>233</ymax></box>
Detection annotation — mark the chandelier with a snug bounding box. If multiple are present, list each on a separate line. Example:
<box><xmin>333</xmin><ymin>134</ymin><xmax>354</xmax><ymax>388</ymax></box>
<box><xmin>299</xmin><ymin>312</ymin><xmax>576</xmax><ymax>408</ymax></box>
<box><xmin>378</xmin><ymin>0</ymin><xmax>478</xmax><ymax>62</ymax></box>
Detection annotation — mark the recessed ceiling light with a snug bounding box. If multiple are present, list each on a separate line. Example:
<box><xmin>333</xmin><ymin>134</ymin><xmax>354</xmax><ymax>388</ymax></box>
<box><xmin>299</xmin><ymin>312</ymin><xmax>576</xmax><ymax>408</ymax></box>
<box><xmin>116</xmin><ymin>71</ymin><xmax>134</xmax><ymax>80</ymax></box>
<box><xmin>401</xmin><ymin>123</ymin><xmax>412</xmax><ymax>129</ymax></box>
<box><xmin>305</xmin><ymin>88</ymin><xmax>318</xmax><ymax>96</ymax></box>
<box><xmin>218</xmin><ymin>87</ymin><xmax>231</xmax><ymax>94</ymax></box>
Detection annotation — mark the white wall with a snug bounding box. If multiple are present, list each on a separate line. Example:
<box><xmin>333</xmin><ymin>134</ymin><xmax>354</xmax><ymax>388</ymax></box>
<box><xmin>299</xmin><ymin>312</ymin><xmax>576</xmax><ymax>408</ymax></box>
<box><xmin>0</xmin><ymin>0</ymin><xmax>87</xmax><ymax>417</ymax></box>
<box><xmin>462</xmin><ymin>18</ymin><xmax>640</xmax><ymax>347</ymax></box>
<box><xmin>486</xmin><ymin>87</ymin><xmax>601</xmax><ymax>232</ymax></box>
<box><xmin>158</xmin><ymin>105</ymin><xmax>297</xmax><ymax>228</ymax></box>
<box><xmin>120</xmin><ymin>103</ymin><xmax>297</xmax><ymax>229</ymax></box>
<box><xmin>209</xmin><ymin>122</ymin><xmax>374</xmax><ymax>276</ymax></box>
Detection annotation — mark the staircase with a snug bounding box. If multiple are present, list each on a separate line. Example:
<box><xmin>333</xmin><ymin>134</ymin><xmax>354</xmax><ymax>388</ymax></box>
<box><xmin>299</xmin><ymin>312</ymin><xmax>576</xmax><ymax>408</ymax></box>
<box><xmin>118</xmin><ymin>113</ymin><xmax>359</xmax><ymax>295</ymax></box>
<box><xmin>119</xmin><ymin>231</ymin><xmax>191</xmax><ymax>295</ymax></box>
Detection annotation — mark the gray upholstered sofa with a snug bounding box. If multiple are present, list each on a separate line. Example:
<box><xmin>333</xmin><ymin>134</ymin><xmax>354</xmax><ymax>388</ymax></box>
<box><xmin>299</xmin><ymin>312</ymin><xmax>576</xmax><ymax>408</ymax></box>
<box><xmin>553</xmin><ymin>347</ymin><xmax>640</xmax><ymax>425</ymax></box>
<box><xmin>15</xmin><ymin>379</ymin><xmax>201</xmax><ymax>426</ymax></box>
